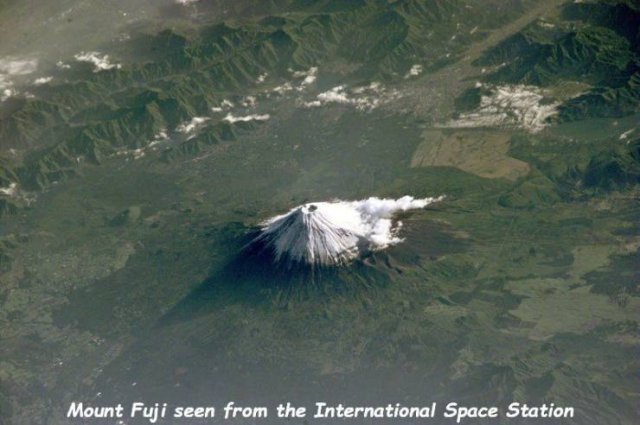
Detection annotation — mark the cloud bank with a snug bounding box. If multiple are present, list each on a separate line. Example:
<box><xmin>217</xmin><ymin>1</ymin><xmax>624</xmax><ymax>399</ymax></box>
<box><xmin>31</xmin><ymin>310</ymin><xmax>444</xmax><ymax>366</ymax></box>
<box><xmin>250</xmin><ymin>196</ymin><xmax>444</xmax><ymax>266</ymax></box>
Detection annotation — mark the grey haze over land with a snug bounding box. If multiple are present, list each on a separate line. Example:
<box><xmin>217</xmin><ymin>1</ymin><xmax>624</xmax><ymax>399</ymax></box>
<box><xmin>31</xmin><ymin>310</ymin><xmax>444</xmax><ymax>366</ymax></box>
<box><xmin>0</xmin><ymin>1</ymin><xmax>639</xmax><ymax>424</ymax></box>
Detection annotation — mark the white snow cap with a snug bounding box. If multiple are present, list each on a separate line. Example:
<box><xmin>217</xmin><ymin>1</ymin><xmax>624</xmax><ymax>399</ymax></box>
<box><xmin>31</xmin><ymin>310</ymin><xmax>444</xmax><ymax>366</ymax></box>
<box><xmin>251</xmin><ymin>196</ymin><xmax>444</xmax><ymax>266</ymax></box>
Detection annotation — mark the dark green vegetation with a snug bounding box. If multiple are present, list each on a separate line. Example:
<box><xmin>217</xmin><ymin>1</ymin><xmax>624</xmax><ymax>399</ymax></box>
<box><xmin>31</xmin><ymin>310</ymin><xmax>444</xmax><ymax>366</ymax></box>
<box><xmin>584</xmin><ymin>137</ymin><xmax>640</xmax><ymax>190</ymax></box>
<box><xmin>0</xmin><ymin>0</ymin><xmax>531</xmax><ymax>214</ymax></box>
<box><xmin>472</xmin><ymin>0</ymin><xmax>640</xmax><ymax>122</ymax></box>
<box><xmin>1</xmin><ymin>1</ymin><xmax>639</xmax><ymax>425</ymax></box>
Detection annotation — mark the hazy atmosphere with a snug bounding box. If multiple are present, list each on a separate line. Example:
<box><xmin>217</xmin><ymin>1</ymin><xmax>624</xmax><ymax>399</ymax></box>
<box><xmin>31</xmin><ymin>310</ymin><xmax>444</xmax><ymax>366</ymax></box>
<box><xmin>1</xmin><ymin>1</ymin><xmax>639</xmax><ymax>424</ymax></box>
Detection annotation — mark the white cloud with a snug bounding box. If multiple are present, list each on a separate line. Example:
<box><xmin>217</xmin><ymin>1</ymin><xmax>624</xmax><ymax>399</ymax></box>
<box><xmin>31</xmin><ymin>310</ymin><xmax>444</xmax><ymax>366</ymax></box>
<box><xmin>1</xmin><ymin>86</ymin><xmax>15</xmax><ymax>101</ymax></box>
<box><xmin>0</xmin><ymin>182</ymin><xmax>18</xmax><ymax>197</ymax></box>
<box><xmin>33</xmin><ymin>76</ymin><xmax>53</xmax><ymax>85</ymax></box>
<box><xmin>211</xmin><ymin>99</ymin><xmax>234</xmax><ymax>112</ymax></box>
<box><xmin>250</xmin><ymin>196</ymin><xmax>444</xmax><ymax>266</ymax></box>
<box><xmin>241</xmin><ymin>96</ymin><xmax>257</xmax><ymax>108</ymax></box>
<box><xmin>444</xmin><ymin>84</ymin><xmax>560</xmax><ymax>133</ymax></box>
<box><xmin>74</xmin><ymin>51</ymin><xmax>121</xmax><ymax>72</ymax></box>
<box><xmin>295</xmin><ymin>67</ymin><xmax>317</xmax><ymax>88</ymax></box>
<box><xmin>176</xmin><ymin>116</ymin><xmax>210</xmax><ymax>137</ymax></box>
<box><xmin>0</xmin><ymin>57</ymin><xmax>38</xmax><ymax>101</ymax></box>
<box><xmin>271</xmin><ymin>82</ymin><xmax>294</xmax><ymax>95</ymax></box>
<box><xmin>404</xmin><ymin>64</ymin><xmax>423</xmax><ymax>78</ymax></box>
<box><xmin>256</xmin><ymin>73</ymin><xmax>268</xmax><ymax>84</ymax></box>
<box><xmin>0</xmin><ymin>58</ymin><xmax>38</xmax><ymax>76</ymax></box>
<box><xmin>619</xmin><ymin>128</ymin><xmax>635</xmax><ymax>140</ymax></box>
<box><xmin>270</xmin><ymin>67</ymin><xmax>318</xmax><ymax>96</ymax></box>
<box><xmin>222</xmin><ymin>113</ymin><xmax>270</xmax><ymax>123</ymax></box>
<box><xmin>303</xmin><ymin>82</ymin><xmax>397</xmax><ymax>112</ymax></box>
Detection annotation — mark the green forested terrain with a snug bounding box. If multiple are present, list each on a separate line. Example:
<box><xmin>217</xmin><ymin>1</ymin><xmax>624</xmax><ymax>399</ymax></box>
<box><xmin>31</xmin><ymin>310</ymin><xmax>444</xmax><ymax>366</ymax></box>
<box><xmin>0</xmin><ymin>1</ymin><xmax>639</xmax><ymax>425</ymax></box>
